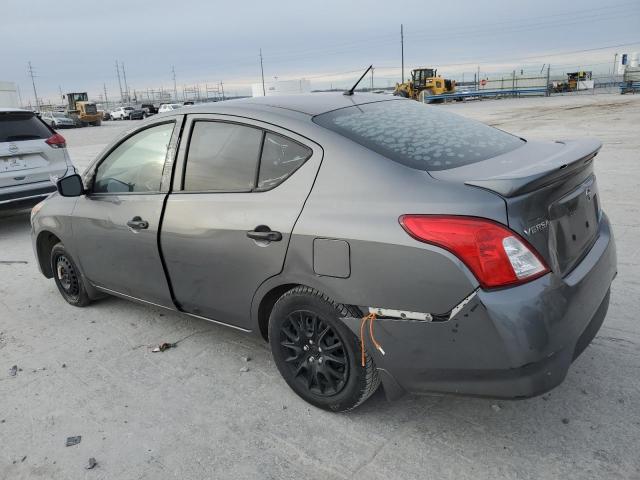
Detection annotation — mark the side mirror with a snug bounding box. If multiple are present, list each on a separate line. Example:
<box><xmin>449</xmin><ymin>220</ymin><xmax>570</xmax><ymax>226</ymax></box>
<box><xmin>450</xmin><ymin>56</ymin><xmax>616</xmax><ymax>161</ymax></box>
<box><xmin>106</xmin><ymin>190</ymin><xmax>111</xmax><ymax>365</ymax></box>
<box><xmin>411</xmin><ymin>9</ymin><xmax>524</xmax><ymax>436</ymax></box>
<box><xmin>57</xmin><ymin>174</ymin><xmax>84</xmax><ymax>197</ymax></box>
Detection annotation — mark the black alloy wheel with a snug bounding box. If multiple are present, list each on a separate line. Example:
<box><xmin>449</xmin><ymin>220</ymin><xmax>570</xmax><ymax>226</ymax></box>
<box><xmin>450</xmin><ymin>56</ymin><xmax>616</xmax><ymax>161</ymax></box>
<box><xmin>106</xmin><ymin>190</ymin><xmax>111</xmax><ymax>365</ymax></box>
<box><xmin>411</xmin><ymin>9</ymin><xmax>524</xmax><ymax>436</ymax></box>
<box><xmin>269</xmin><ymin>286</ymin><xmax>380</xmax><ymax>411</ymax></box>
<box><xmin>279</xmin><ymin>310</ymin><xmax>349</xmax><ymax>396</ymax></box>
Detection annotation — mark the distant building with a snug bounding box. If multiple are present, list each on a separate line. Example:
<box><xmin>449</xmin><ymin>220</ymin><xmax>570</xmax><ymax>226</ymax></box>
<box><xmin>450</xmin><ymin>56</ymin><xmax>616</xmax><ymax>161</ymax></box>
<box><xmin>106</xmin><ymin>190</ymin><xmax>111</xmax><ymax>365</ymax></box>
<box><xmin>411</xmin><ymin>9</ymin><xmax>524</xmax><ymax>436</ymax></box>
<box><xmin>252</xmin><ymin>79</ymin><xmax>311</xmax><ymax>97</ymax></box>
<box><xmin>0</xmin><ymin>81</ymin><xmax>19</xmax><ymax>108</ymax></box>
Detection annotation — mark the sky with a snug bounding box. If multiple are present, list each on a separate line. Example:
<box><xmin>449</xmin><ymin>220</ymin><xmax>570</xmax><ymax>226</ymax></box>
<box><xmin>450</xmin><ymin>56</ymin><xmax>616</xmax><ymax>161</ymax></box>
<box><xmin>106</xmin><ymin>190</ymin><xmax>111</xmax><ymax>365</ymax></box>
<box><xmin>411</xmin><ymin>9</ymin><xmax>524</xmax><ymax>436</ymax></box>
<box><xmin>2</xmin><ymin>0</ymin><xmax>639</xmax><ymax>104</ymax></box>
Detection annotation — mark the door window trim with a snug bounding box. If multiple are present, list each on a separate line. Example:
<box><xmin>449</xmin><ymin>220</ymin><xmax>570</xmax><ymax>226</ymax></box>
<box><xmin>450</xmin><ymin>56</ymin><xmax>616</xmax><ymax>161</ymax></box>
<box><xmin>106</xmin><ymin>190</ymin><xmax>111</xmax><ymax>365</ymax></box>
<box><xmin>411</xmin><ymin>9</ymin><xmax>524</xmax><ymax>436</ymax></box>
<box><xmin>84</xmin><ymin>118</ymin><xmax>181</xmax><ymax>196</ymax></box>
<box><xmin>178</xmin><ymin>118</ymin><xmax>314</xmax><ymax>194</ymax></box>
<box><xmin>180</xmin><ymin>119</ymin><xmax>265</xmax><ymax>194</ymax></box>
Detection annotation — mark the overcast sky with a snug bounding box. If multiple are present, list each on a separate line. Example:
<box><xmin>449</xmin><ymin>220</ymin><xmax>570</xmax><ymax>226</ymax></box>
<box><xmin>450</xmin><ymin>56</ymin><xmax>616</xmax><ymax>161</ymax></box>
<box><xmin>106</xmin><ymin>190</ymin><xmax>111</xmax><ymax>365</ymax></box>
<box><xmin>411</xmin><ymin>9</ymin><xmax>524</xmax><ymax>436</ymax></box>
<box><xmin>3</xmin><ymin>0</ymin><xmax>639</xmax><ymax>103</ymax></box>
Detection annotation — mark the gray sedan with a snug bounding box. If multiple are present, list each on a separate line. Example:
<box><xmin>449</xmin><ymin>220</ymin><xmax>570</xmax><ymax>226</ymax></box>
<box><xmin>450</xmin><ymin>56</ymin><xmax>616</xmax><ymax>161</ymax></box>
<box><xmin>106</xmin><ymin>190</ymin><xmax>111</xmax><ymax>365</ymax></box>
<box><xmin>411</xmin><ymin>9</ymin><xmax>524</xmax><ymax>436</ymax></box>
<box><xmin>40</xmin><ymin>111</ymin><xmax>76</xmax><ymax>129</ymax></box>
<box><xmin>31</xmin><ymin>93</ymin><xmax>616</xmax><ymax>411</ymax></box>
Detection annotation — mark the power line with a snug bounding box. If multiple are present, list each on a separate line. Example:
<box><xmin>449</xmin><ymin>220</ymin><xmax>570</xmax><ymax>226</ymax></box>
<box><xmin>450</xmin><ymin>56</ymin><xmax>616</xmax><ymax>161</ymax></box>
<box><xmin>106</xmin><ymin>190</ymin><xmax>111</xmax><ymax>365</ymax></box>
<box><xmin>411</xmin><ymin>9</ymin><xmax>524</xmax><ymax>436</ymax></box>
<box><xmin>222</xmin><ymin>2</ymin><xmax>639</xmax><ymax>67</ymax></box>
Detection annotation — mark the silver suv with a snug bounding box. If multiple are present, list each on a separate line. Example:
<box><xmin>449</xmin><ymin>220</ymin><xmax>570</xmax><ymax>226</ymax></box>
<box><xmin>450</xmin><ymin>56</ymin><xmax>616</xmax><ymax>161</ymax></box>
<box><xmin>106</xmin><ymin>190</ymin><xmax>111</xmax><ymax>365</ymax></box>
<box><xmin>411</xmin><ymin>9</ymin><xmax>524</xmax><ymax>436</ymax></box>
<box><xmin>1</xmin><ymin>108</ymin><xmax>75</xmax><ymax>210</ymax></box>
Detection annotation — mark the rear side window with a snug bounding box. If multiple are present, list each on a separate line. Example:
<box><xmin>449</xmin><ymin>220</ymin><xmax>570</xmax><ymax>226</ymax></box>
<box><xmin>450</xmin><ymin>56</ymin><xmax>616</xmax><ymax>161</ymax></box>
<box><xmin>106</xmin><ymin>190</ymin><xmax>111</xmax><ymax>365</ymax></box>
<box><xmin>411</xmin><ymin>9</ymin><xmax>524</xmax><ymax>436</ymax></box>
<box><xmin>184</xmin><ymin>122</ymin><xmax>263</xmax><ymax>192</ymax></box>
<box><xmin>0</xmin><ymin>111</ymin><xmax>51</xmax><ymax>143</ymax></box>
<box><xmin>257</xmin><ymin>133</ymin><xmax>312</xmax><ymax>191</ymax></box>
<box><xmin>313</xmin><ymin>100</ymin><xmax>524</xmax><ymax>171</ymax></box>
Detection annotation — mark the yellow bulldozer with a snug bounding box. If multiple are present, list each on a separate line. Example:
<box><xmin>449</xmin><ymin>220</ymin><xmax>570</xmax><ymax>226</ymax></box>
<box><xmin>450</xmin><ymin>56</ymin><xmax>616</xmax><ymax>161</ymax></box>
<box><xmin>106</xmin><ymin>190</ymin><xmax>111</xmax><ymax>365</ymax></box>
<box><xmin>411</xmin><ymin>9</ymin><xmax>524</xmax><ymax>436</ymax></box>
<box><xmin>394</xmin><ymin>68</ymin><xmax>456</xmax><ymax>102</ymax></box>
<box><xmin>64</xmin><ymin>92</ymin><xmax>101</xmax><ymax>127</ymax></box>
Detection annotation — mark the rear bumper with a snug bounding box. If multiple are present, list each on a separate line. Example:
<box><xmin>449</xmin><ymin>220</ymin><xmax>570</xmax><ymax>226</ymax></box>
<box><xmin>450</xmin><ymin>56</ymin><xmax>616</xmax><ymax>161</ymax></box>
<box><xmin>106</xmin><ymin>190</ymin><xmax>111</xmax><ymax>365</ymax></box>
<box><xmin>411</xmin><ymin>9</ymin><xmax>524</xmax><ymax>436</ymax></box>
<box><xmin>350</xmin><ymin>214</ymin><xmax>617</xmax><ymax>399</ymax></box>
<box><xmin>0</xmin><ymin>180</ymin><xmax>57</xmax><ymax>209</ymax></box>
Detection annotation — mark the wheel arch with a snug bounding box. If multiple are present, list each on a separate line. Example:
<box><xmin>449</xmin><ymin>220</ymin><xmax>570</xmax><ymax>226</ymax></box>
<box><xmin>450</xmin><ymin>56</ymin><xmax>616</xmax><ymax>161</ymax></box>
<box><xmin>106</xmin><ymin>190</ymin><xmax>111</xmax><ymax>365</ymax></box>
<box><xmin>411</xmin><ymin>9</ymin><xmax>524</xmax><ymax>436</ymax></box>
<box><xmin>36</xmin><ymin>230</ymin><xmax>62</xmax><ymax>278</ymax></box>
<box><xmin>256</xmin><ymin>283</ymin><xmax>299</xmax><ymax>341</ymax></box>
<box><xmin>253</xmin><ymin>278</ymin><xmax>366</xmax><ymax>342</ymax></box>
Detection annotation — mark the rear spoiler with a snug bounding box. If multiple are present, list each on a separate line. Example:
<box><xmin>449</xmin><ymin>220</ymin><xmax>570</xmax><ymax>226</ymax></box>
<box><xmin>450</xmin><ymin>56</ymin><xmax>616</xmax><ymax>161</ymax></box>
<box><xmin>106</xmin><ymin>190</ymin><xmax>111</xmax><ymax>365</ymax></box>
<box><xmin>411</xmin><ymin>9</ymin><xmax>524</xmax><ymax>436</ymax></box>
<box><xmin>463</xmin><ymin>139</ymin><xmax>602</xmax><ymax>198</ymax></box>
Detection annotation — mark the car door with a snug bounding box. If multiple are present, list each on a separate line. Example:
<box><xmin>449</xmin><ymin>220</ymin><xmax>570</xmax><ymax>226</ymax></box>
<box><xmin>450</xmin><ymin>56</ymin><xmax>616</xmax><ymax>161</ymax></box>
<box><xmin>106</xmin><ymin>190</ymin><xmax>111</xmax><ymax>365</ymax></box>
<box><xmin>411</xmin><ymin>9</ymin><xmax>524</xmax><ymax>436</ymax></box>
<box><xmin>160</xmin><ymin>115</ymin><xmax>322</xmax><ymax>329</ymax></box>
<box><xmin>71</xmin><ymin>117</ymin><xmax>182</xmax><ymax>307</ymax></box>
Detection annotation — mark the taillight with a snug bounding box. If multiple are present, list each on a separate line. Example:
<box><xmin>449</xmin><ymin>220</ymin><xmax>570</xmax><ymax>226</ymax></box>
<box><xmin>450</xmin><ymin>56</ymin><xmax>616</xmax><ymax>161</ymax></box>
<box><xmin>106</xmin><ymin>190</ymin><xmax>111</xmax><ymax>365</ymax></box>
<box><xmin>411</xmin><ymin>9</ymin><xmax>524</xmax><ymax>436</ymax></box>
<box><xmin>45</xmin><ymin>133</ymin><xmax>66</xmax><ymax>149</ymax></box>
<box><xmin>399</xmin><ymin>215</ymin><xmax>549</xmax><ymax>289</ymax></box>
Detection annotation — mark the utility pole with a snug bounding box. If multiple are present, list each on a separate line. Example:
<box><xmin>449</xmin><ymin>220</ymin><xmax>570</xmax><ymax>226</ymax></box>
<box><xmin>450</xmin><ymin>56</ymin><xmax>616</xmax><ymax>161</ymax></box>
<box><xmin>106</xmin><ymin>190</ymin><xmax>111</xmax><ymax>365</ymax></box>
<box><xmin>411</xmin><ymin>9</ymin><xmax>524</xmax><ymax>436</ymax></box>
<box><xmin>171</xmin><ymin>65</ymin><xmax>178</xmax><ymax>102</ymax></box>
<box><xmin>16</xmin><ymin>85</ymin><xmax>23</xmax><ymax>108</ymax></box>
<box><xmin>612</xmin><ymin>53</ymin><xmax>618</xmax><ymax>81</ymax></box>
<box><xmin>103</xmin><ymin>83</ymin><xmax>109</xmax><ymax>109</ymax></box>
<box><xmin>371</xmin><ymin>66</ymin><xmax>374</xmax><ymax>90</ymax></box>
<box><xmin>121</xmin><ymin>62</ymin><xmax>129</xmax><ymax>103</ymax></box>
<box><xmin>115</xmin><ymin>60</ymin><xmax>124</xmax><ymax>103</ymax></box>
<box><xmin>220</xmin><ymin>81</ymin><xmax>225</xmax><ymax>101</ymax></box>
<box><xmin>400</xmin><ymin>24</ymin><xmax>404</xmax><ymax>83</ymax></box>
<box><xmin>58</xmin><ymin>85</ymin><xmax>64</xmax><ymax>103</ymax></box>
<box><xmin>259</xmin><ymin>48</ymin><xmax>266</xmax><ymax>96</ymax></box>
<box><xmin>27</xmin><ymin>61</ymin><xmax>39</xmax><ymax>111</ymax></box>
<box><xmin>546</xmin><ymin>64</ymin><xmax>551</xmax><ymax>97</ymax></box>
<box><xmin>477</xmin><ymin>65</ymin><xmax>480</xmax><ymax>91</ymax></box>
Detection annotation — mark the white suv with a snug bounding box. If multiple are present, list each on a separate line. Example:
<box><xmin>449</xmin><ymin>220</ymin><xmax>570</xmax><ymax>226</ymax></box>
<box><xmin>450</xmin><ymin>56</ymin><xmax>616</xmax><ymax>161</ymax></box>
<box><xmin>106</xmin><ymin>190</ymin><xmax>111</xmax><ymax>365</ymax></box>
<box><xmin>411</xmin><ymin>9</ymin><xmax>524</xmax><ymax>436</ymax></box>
<box><xmin>110</xmin><ymin>106</ymin><xmax>134</xmax><ymax>120</ymax></box>
<box><xmin>158</xmin><ymin>103</ymin><xmax>183</xmax><ymax>113</ymax></box>
<box><xmin>0</xmin><ymin>108</ymin><xmax>75</xmax><ymax>210</ymax></box>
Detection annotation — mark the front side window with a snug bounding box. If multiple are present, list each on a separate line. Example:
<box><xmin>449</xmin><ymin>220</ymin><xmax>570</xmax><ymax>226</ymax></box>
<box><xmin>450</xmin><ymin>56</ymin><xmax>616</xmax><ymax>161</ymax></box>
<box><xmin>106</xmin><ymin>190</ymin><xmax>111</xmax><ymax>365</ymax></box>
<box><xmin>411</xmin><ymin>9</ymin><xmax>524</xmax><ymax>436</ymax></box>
<box><xmin>257</xmin><ymin>133</ymin><xmax>312</xmax><ymax>191</ymax></box>
<box><xmin>183</xmin><ymin>121</ymin><xmax>263</xmax><ymax>192</ymax></box>
<box><xmin>313</xmin><ymin>100</ymin><xmax>524</xmax><ymax>171</ymax></box>
<box><xmin>93</xmin><ymin>122</ymin><xmax>174</xmax><ymax>193</ymax></box>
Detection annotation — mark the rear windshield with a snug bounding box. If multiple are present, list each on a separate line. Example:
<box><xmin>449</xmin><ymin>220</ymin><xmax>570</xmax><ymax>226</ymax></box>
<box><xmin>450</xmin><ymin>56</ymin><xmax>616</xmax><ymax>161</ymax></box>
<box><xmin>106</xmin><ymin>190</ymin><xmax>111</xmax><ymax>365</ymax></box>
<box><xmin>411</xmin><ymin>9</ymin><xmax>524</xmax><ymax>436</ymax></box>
<box><xmin>0</xmin><ymin>111</ymin><xmax>52</xmax><ymax>143</ymax></box>
<box><xmin>313</xmin><ymin>100</ymin><xmax>525</xmax><ymax>171</ymax></box>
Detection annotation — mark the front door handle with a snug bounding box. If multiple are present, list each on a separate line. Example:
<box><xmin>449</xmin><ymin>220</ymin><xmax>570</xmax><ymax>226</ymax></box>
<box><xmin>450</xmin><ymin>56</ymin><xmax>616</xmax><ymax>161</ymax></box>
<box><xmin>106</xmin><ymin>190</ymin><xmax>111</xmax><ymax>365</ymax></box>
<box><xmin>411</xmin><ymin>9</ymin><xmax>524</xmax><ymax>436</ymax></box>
<box><xmin>247</xmin><ymin>226</ymin><xmax>282</xmax><ymax>242</ymax></box>
<box><xmin>127</xmin><ymin>216</ymin><xmax>149</xmax><ymax>230</ymax></box>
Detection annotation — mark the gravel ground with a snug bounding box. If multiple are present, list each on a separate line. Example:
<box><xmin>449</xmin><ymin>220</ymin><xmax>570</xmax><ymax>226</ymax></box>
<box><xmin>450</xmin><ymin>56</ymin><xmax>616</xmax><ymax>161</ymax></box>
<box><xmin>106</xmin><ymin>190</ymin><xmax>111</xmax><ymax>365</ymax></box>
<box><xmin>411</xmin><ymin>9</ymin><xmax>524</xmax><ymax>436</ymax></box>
<box><xmin>1</xmin><ymin>94</ymin><xmax>639</xmax><ymax>480</ymax></box>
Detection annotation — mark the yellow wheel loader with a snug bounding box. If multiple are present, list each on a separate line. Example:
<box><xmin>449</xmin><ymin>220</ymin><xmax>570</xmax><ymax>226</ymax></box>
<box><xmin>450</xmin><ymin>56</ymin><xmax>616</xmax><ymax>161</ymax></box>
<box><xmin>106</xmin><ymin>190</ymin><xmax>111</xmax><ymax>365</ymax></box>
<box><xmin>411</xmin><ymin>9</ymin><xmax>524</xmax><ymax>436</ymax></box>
<box><xmin>65</xmin><ymin>92</ymin><xmax>102</xmax><ymax>127</ymax></box>
<box><xmin>394</xmin><ymin>68</ymin><xmax>456</xmax><ymax>102</ymax></box>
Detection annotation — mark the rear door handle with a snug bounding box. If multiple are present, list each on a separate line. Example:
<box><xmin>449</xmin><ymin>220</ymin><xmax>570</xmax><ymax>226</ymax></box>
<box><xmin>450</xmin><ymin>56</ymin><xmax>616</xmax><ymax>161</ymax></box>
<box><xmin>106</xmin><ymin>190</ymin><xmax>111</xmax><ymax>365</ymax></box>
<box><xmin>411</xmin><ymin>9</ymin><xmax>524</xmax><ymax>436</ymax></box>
<box><xmin>127</xmin><ymin>216</ymin><xmax>149</xmax><ymax>230</ymax></box>
<box><xmin>247</xmin><ymin>226</ymin><xmax>282</xmax><ymax>242</ymax></box>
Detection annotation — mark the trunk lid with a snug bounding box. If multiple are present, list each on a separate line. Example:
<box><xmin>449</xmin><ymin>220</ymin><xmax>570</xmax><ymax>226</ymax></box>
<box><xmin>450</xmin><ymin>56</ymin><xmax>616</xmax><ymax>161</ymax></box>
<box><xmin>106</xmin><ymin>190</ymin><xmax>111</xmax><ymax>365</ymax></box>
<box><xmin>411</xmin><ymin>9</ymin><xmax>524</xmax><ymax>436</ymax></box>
<box><xmin>0</xmin><ymin>139</ymin><xmax>68</xmax><ymax>188</ymax></box>
<box><xmin>430</xmin><ymin>139</ymin><xmax>602</xmax><ymax>277</ymax></box>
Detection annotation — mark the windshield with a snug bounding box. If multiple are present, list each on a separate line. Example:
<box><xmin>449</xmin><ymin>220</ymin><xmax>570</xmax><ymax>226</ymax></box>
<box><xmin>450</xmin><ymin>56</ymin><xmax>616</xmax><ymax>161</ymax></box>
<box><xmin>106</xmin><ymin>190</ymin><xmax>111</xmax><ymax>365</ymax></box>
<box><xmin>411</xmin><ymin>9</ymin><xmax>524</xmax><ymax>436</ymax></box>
<box><xmin>53</xmin><ymin>112</ymin><xmax>67</xmax><ymax>118</ymax></box>
<box><xmin>313</xmin><ymin>100</ymin><xmax>525</xmax><ymax>171</ymax></box>
<box><xmin>124</xmin><ymin>107</ymin><xmax>134</xmax><ymax>111</ymax></box>
<box><xmin>0</xmin><ymin>111</ymin><xmax>52</xmax><ymax>142</ymax></box>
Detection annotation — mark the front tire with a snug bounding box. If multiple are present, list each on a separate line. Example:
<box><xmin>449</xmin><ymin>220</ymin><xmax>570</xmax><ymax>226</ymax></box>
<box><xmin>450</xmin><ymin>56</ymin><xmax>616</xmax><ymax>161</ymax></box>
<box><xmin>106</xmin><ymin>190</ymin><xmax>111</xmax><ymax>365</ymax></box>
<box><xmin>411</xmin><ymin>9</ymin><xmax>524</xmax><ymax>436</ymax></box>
<box><xmin>269</xmin><ymin>286</ymin><xmax>380</xmax><ymax>412</ymax></box>
<box><xmin>50</xmin><ymin>243</ymin><xmax>91</xmax><ymax>307</ymax></box>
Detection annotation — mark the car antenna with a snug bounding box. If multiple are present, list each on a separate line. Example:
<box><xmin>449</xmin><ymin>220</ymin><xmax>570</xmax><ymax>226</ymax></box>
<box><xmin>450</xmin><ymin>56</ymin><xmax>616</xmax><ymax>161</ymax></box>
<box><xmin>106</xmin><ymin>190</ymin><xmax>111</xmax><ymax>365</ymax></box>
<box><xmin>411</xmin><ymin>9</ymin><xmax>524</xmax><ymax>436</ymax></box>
<box><xmin>343</xmin><ymin>65</ymin><xmax>373</xmax><ymax>96</ymax></box>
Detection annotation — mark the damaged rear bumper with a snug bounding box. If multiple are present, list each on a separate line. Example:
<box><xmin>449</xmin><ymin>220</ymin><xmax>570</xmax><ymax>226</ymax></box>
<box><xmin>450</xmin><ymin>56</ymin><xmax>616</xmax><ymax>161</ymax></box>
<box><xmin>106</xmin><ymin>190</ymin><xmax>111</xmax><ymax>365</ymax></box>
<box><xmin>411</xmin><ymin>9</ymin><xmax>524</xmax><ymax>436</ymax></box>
<box><xmin>345</xmin><ymin>214</ymin><xmax>617</xmax><ymax>400</ymax></box>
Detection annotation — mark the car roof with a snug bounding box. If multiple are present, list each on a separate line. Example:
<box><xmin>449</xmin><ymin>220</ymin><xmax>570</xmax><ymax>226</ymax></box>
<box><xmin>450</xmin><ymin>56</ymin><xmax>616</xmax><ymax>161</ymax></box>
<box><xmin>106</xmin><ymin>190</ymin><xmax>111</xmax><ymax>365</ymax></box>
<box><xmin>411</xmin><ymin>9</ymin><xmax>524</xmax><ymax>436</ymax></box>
<box><xmin>0</xmin><ymin>107</ymin><xmax>34</xmax><ymax>113</ymax></box>
<box><xmin>183</xmin><ymin>92</ymin><xmax>401</xmax><ymax>116</ymax></box>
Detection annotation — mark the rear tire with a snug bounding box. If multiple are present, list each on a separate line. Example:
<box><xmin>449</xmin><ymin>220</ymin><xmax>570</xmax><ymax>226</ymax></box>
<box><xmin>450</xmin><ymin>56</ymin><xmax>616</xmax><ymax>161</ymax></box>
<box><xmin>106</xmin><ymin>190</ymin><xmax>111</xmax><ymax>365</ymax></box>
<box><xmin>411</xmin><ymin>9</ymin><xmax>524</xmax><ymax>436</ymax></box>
<box><xmin>269</xmin><ymin>286</ymin><xmax>380</xmax><ymax>412</ymax></box>
<box><xmin>50</xmin><ymin>243</ymin><xmax>91</xmax><ymax>307</ymax></box>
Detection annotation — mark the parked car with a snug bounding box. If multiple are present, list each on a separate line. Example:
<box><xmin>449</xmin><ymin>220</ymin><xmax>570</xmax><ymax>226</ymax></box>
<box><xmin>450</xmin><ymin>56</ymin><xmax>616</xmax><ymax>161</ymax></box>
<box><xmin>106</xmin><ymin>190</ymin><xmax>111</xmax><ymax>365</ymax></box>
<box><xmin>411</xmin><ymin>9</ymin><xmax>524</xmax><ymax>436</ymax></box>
<box><xmin>40</xmin><ymin>111</ymin><xmax>76</xmax><ymax>129</ymax></box>
<box><xmin>158</xmin><ymin>103</ymin><xmax>182</xmax><ymax>113</ymax></box>
<box><xmin>31</xmin><ymin>94</ymin><xmax>616</xmax><ymax>411</ymax></box>
<box><xmin>1</xmin><ymin>108</ymin><xmax>74</xmax><ymax>210</ymax></box>
<box><xmin>127</xmin><ymin>108</ymin><xmax>147</xmax><ymax>120</ymax></box>
<box><xmin>140</xmin><ymin>103</ymin><xmax>158</xmax><ymax>115</ymax></box>
<box><xmin>101</xmin><ymin>110</ymin><xmax>111</xmax><ymax>121</ymax></box>
<box><xmin>110</xmin><ymin>106</ymin><xmax>134</xmax><ymax>120</ymax></box>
